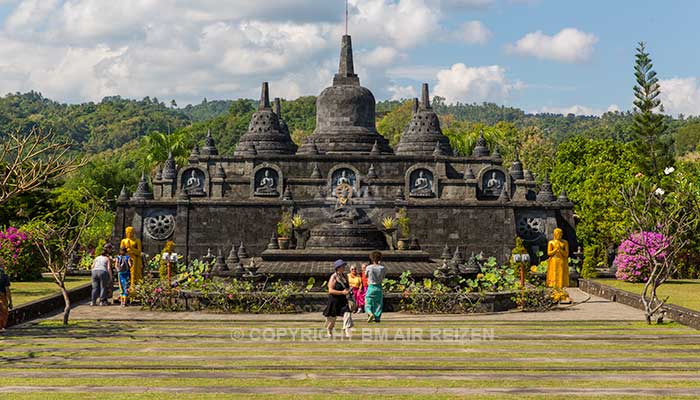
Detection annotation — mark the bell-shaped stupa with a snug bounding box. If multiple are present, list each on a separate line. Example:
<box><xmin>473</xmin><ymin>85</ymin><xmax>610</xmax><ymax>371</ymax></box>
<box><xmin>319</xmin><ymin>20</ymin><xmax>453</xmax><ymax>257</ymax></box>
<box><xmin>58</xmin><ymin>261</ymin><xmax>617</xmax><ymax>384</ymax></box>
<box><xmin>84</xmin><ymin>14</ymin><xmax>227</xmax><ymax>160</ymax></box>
<box><xmin>234</xmin><ymin>82</ymin><xmax>297</xmax><ymax>156</ymax></box>
<box><xmin>395</xmin><ymin>83</ymin><xmax>452</xmax><ymax>156</ymax></box>
<box><xmin>297</xmin><ymin>35</ymin><xmax>392</xmax><ymax>155</ymax></box>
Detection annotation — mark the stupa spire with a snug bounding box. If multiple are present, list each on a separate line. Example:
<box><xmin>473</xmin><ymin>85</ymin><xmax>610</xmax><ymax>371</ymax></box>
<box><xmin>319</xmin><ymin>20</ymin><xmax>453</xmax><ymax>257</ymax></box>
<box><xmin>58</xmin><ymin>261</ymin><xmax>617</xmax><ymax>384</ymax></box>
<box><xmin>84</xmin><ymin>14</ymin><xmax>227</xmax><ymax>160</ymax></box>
<box><xmin>334</xmin><ymin>35</ymin><xmax>359</xmax><ymax>86</ymax></box>
<box><xmin>274</xmin><ymin>97</ymin><xmax>282</xmax><ymax>117</ymax></box>
<box><xmin>260</xmin><ymin>82</ymin><xmax>271</xmax><ymax>110</ymax></box>
<box><xmin>420</xmin><ymin>83</ymin><xmax>431</xmax><ymax>110</ymax></box>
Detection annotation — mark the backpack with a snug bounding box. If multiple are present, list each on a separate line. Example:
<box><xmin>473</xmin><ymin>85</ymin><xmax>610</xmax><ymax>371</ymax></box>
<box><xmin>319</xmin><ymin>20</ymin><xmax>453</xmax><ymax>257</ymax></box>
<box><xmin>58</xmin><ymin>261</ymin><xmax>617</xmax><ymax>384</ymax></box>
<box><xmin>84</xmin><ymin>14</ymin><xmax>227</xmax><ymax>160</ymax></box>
<box><xmin>116</xmin><ymin>255</ymin><xmax>130</xmax><ymax>273</ymax></box>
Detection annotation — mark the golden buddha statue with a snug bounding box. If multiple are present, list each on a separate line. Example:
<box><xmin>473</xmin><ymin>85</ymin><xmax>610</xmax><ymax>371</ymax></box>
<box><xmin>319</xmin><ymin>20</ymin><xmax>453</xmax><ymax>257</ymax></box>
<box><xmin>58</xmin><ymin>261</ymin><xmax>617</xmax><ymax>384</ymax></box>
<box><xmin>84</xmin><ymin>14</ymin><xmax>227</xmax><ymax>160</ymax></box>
<box><xmin>546</xmin><ymin>228</ymin><xmax>569</xmax><ymax>288</ymax></box>
<box><xmin>120</xmin><ymin>226</ymin><xmax>143</xmax><ymax>292</ymax></box>
<box><xmin>159</xmin><ymin>241</ymin><xmax>175</xmax><ymax>281</ymax></box>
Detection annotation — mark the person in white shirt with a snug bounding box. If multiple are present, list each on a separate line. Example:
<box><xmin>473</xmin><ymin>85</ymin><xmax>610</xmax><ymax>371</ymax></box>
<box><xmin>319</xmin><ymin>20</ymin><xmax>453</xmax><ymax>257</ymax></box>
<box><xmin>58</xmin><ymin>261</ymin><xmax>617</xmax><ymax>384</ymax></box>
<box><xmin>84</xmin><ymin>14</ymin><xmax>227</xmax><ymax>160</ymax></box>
<box><xmin>364</xmin><ymin>251</ymin><xmax>386</xmax><ymax>323</ymax></box>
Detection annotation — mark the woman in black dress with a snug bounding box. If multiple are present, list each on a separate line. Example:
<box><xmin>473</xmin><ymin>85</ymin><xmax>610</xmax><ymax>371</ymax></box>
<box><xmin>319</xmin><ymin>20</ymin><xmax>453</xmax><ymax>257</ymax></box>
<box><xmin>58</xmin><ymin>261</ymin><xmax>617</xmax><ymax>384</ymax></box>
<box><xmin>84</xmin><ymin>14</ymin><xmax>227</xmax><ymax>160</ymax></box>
<box><xmin>323</xmin><ymin>259</ymin><xmax>354</xmax><ymax>338</ymax></box>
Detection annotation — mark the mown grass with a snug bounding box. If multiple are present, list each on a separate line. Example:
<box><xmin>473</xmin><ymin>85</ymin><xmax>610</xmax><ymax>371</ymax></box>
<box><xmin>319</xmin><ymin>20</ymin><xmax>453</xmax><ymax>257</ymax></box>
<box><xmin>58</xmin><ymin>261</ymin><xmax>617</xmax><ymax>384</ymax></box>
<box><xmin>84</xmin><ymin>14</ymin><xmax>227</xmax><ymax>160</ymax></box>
<box><xmin>4</xmin><ymin>376</ymin><xmax>700</xmax><ymax>389</ymax></box>
<box><xmin>3</xmin><ymin>394</ymin><xmax>691</xmax><ymax>400</ymax></box>
<box><xmin>10</xmin><ymin>277</ymin><xmax>92</xmax><ymax>306</ymax></box>
<box><xmin>594</xmin><ymin>279</ymin><xmax>700</xmax><ymax>311</ymax></box>
<box><xmin>2</xmin><ymin>315</ymin><xmax>699</xmax><ymax>399</ymax></box>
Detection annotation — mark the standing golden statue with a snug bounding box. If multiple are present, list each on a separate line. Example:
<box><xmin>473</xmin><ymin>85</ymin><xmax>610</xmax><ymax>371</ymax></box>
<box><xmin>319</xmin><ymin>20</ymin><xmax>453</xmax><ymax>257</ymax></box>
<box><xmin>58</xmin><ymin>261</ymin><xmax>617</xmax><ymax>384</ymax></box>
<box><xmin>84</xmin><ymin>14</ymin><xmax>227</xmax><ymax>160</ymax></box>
<box><xmin>546</xmin><ymin>228</ymin><xmax>569</xmax><ymax>288</ymax></box>
<box><xmin>120</xmin><ymin>226</ymin><xmax>143</xmax><ymax>293</ymax></box>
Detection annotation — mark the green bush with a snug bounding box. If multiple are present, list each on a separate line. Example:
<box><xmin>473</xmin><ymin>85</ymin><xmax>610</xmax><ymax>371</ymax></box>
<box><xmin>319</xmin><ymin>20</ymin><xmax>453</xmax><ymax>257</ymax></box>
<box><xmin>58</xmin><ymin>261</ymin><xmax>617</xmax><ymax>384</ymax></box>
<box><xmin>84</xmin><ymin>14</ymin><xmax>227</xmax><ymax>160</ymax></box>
<box><xmin>581</xmin><ymin>245</ymin><xmax>601</xmax><ymax>278</ymax></box>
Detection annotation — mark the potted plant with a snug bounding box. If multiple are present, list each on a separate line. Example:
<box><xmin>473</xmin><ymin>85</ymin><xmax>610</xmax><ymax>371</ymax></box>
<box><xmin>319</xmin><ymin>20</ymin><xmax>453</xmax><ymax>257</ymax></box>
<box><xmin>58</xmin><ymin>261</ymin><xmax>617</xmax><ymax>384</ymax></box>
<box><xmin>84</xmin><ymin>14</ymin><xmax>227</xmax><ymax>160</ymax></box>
<box><xmin>291</xmin><ymin>214</ymin><xmax>309</xmax><ymax>250</ymax></box>
<box><xmin>276</xmin><ymin>211</ymin><xmax>293</xmax><ymax>249</ymax></box>
<box><xmin>396</xmin><ymin>208</ymin><xmax>410</xmax><ymax>250</ymax></box>
<box><xmin>381</xmin><ymin>216</ymin><xmax>397</xmax><ymax>250</ymax></box>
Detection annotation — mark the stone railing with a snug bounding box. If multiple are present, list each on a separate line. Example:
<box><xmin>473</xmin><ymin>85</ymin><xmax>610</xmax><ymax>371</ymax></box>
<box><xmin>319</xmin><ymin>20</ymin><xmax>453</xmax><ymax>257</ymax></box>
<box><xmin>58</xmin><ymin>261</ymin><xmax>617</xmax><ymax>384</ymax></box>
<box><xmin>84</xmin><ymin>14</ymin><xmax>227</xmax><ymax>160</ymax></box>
<box><xmin>7</xmin><ymin>283</ymin><xmax>92</xmax><ymax>328</ymax></box>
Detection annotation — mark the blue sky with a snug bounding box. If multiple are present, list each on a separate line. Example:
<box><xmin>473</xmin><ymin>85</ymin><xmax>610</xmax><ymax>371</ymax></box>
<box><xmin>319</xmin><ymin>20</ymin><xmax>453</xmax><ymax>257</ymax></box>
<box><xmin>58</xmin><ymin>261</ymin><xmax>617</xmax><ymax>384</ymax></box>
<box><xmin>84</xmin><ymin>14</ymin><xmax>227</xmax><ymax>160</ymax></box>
<box><xmin>0</xmin><ymin>0</ymin><xmax>698</xmax><ymax>116</ymax></box>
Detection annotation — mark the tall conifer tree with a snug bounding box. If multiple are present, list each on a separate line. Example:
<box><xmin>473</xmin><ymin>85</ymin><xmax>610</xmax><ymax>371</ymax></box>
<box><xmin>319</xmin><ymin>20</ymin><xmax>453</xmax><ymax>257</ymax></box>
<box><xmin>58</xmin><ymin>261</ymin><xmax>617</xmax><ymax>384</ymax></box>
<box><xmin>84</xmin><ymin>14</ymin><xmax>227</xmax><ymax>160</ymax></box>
<box><xmin>632</xmin><ymin>42</ymin><xmax>672</xmax><ymax>178</ymax></box>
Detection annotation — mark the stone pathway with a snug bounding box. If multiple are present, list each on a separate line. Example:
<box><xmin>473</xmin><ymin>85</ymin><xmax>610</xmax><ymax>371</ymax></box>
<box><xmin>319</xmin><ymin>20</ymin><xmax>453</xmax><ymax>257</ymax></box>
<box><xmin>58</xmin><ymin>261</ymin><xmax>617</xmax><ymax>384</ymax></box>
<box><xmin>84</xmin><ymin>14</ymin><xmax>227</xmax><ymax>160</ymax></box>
<box><xmin>47</xmin><ymin>288</ymin><xmax>644</xmax><ymax>322</ymax></box>
<box><xmin>1</xmin><ymin>288</ymin><xmax>698</xmax><ymax>399</ymax></box>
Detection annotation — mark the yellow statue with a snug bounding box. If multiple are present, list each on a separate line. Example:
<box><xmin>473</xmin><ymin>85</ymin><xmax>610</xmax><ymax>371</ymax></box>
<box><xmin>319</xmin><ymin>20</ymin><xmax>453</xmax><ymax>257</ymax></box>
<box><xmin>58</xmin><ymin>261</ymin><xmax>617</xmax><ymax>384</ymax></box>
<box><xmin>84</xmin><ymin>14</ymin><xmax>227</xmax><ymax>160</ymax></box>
<box><xmin>159</xmin><ymin>241</ymin><xmax>175</xmax><ymax>281</ymax></box>
<box><xmin>120</xmin><ymin>226</ymin><xmax>143</xmax><ymax>292</ymax></box>
<box><xmin>546</xmin><ymin>228</ymin><xmax>569</xmax><ymax>288</ymax></box>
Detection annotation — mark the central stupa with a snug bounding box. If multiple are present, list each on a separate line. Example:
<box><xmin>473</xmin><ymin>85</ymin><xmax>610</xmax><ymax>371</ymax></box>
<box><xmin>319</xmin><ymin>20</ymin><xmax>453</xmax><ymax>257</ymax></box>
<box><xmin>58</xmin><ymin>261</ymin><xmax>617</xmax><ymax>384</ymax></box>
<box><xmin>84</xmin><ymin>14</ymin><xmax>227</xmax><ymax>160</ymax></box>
<box><xmin>298</xmin><ymin>35</ymin><xmax>393</xmax><ymax>155</ymax></box>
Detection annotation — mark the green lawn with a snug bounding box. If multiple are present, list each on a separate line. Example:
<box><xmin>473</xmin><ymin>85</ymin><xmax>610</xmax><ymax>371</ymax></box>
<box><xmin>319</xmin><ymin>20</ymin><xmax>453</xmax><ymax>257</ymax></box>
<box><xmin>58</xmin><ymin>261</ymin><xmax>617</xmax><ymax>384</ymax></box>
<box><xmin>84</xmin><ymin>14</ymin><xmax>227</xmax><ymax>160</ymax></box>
<box><xmin>10</xmin><ymin>276</ymin><xmax>92</xmax><ymax>306</ymax></box>
<box><xmin>594</xmin><ymin>279</ymin><xmax>700</xmax><ymax>311</ymax></box>
<box><xmin>1</xmin><ymin>314</ymin><xmax>699</xmax><ymax>399</ymax></box>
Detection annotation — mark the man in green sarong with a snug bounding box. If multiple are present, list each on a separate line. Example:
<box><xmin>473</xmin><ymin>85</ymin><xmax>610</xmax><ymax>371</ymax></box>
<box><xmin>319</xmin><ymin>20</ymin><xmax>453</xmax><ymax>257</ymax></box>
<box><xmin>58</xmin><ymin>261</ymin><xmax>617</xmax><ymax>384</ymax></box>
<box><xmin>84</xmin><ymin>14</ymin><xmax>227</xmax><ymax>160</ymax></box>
<box><xmin>365</xmin><ymin>251</ymin><xmax>386</xmax><ymax>323</ymax></box>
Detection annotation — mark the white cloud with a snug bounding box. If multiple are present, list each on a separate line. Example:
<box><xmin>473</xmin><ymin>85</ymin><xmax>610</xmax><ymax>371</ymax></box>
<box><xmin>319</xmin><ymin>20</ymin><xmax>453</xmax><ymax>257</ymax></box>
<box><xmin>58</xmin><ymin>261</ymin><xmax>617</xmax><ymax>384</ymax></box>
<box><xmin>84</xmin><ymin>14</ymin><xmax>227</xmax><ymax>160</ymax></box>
<box><xmin>507</xmin><ymin>28</ymin><xmax>598</xmax><ymax>63</ymax></box>
<box><xmin>534</xmin><ymin>104</ymin><xmax>621</xmax><ymax>116</ymax></box>
<box><xmin>607</xmin><ymin>104</ymin><xmax>621</xmax><ymax>113</ymax></box>
<box><xmin>348</xmin><ymin>0</ymin><xmax>441</xmax><ymax>49</ymax></box>
<box><xmin>452</xmin><ymin>21</ymin><xmax>492</xmax><ymax>45</ymax></box>
<box><xmin>659</xmin><ymin>77</ymin><xmax>700</xmax><ymax>116</ymax></box>
<box><xmin>433</xmin><ymin>64</ymin><xmax>521</xmax><ymax>103</ymax></box>
<box><xmin>360</xmin><ymin>46</ymin><xmax>403</xmax><ymax>67</ymax></box>
<box><xmin>4</xmin><ymin>0</ymin><xmax>59</xmax><ymax>34</ymax></box>
<box><xmin>387</xmin><ymin>65</ymin><xmax>443</xmax><ymax>81</ymax></box>
<box><xmin>387</xmin><ymin>84</ymin><xmax>417</xmax><ymax>100</ymax></box>
<box><xmin>0</xmin><ymin>0</ymin><xmax>460</xmax><ymax>104</ymax></box>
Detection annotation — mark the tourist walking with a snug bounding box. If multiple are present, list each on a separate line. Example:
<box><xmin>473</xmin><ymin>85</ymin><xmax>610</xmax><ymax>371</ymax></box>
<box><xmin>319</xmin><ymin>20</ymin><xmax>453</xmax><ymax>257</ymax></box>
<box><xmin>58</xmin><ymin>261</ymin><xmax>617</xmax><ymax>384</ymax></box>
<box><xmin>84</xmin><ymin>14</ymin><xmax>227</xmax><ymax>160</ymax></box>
<box><xmin>0</xmin><ymin>264</ymin><xmax>12</xmax><ymax>331</ymax></box>
<box><xmin>91</xmin><ymin>244</ymin><xmax>113</xmax><ymax>306</ymax></box>
<box><xmin>348</xmin><ymin>264</ymin><xmax>365</xmax><ymax>313</ymax></box>
<box><xmin>365</xmin><ymin>251</ymin><xmax>386</xmax><ymax>323</ymax></box>
<box><xmin>115</xmin><ymin>247</ymin><xmax>133</xmax><ymax>307</ymax></box>
<box><xmin>322</xmin><ymin>259</ymin><xmax>354</xmax><ymax>338</ymax></box>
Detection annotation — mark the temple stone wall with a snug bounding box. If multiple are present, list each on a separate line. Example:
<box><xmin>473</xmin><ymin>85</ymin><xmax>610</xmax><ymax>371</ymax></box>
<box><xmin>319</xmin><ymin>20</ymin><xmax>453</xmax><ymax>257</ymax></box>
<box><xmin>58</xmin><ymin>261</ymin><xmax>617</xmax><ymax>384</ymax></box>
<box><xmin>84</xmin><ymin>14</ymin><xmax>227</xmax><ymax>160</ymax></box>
<box><xmin>114</xmin><ymin>198</ymin><xmax>569</xmax><ymax>264</ymax></box>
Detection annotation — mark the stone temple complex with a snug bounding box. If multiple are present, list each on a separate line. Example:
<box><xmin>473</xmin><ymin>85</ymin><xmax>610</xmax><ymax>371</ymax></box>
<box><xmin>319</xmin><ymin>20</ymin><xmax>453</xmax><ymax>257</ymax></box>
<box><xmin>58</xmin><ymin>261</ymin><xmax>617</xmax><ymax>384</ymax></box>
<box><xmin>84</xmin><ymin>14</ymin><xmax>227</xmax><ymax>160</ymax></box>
<box><xmin>112</xmin><ymin>34</ymin><xmax>576</xmax><ymax>280</ymax></box>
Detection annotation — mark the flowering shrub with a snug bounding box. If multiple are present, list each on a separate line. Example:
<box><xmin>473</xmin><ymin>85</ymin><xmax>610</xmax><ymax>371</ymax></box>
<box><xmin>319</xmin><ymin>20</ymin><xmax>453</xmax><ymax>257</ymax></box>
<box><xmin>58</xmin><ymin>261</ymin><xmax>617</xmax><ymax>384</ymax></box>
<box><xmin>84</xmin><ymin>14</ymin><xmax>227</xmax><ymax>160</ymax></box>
<box><xmin>615</xmin><ymin>231</ymin><xmax>669</xmax><ymax>282</ymax></box>
<box><xmin>0</xmin><ymin>226</ymin><xmax>43</xmax><ymax>281</ymax></box>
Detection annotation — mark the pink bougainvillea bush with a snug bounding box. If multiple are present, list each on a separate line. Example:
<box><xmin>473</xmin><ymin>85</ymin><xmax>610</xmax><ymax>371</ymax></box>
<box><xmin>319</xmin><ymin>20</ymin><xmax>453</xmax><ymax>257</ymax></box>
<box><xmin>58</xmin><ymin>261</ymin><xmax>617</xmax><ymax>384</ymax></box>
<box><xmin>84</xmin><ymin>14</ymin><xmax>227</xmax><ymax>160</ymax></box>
<box><xmin>0</xmin><ymin>226</ymin><xmax>43</xmax><ymax>281</ymax></box>
<box><xmin>614</xmin><ymin>231</ymin><xmax>669</xmax><ymax>282</ymax></box>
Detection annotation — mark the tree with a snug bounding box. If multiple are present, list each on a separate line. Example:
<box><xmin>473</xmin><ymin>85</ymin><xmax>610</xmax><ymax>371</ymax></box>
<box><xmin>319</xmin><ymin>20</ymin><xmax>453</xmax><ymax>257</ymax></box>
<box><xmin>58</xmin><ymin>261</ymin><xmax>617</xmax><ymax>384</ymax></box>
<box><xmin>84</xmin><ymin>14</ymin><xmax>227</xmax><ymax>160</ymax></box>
<box><xmin>618</xmin><ymin>168</ymin><xmax>700</xmax><ymax>324</ymax></box>
<box><xmin>1</xmin><ymin>128</ymin><xmax>85</xmax><ymax>205</ymax></box>
<box><xmin>376</xmin><ymin>100</ymin><xmax>414</xmax><ymax>146</ymax></box>
<box><xmin>551</xmin><ymin>137</ymin><xmax>637</xmax><ymax>275</ymax></box>
<box><xmin>674</xmin><ymin>121</ymin><xmax>700</xmax><ymax>156</ymax></box>
<box><xmin>29</xmin><ymin>195</ymin><xmax>106</xmax><ymax>325</ymax></box>
<box><xmin>139</xmin><ymin>130</ymin><xmax>192</xmax><ymax>171</ymax></box>
<box><xmin>632</xmin><ymin>42</ymin><xmax>673</xmax><ymax>178</ymax></box>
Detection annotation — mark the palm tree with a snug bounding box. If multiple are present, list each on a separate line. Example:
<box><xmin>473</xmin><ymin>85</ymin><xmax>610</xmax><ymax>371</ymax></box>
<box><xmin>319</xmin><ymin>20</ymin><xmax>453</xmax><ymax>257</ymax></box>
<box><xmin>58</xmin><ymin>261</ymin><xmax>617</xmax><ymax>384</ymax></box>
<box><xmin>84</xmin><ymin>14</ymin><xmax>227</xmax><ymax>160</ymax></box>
<box><xmin>140</xmin><ymin>130</ymin><xmax>191</xmax><ymax>172</ymax></box>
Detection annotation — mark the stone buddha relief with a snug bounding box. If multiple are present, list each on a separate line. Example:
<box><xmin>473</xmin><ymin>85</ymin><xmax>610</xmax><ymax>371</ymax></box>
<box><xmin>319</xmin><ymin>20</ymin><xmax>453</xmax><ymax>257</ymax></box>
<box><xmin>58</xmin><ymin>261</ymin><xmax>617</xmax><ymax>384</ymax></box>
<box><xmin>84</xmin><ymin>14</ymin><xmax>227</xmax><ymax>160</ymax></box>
<box><xmin>254</xmin><ymin>168</ymin><xmax>280</xmax><ymax>197</ymax></box>
<box><xmin>409</xmin><ymin>169</ymin><xmax>434</xmax><ymax>198</ymax></box>
<box><xmin>181</xmin><ymin>168</ymin><xmax>206</xmax><ymax>196</ymax></box>
<box><xmin>482</xmin><ymin>170</ymin><xmax>505</xmax><ymax>197</ymax></box>
<box><xmin>331</xmin><ymin>168</ymin><xmax>356</xmax><ymax>192</ymax></box>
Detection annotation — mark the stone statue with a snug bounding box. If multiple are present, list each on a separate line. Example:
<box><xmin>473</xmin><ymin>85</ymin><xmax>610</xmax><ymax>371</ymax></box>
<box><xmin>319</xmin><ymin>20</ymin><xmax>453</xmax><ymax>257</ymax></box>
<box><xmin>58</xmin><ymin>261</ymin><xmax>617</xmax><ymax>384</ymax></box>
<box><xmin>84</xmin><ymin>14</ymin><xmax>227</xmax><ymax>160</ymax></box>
<box><xmin>184</xmin><ymin>170</ymin><xmax>205</xmax><ymax>195</ymax></box>
<box><xmin>255</xmin><ymin>170</ymin><xmax>278</xmax><ymax>196</ymax></box>
<box><xmin>332</xmin><ymin>181</ymin><xmax>359</xmax><ymax>223</ymax></box>
<box><xmin>546</xmin><ymin>228</ymin><xmax>569</xmax><ymax>288</ymax></box>
<box><xmin>410</xmin><ymin>170</ymin><xmax>433</xmax><ymax>197</ymax></box>
<box><xmin>337</xmin><ymin>170</ymin><xmax>350</xmax><ymax>186</ymax></box>
<box><xmin>158</xmin><ymin>240</ymin><xmax>176</xmax><ymax>281</ymax></box>
<box><xmin>485</xmin><ymin>172</ymin><xmax>503</xmax><ymax>196</ymax></box>
<box><xmin>120</xmin><ymin>226</ymin><xmax>143</xmax><ymax>293</ymax></box>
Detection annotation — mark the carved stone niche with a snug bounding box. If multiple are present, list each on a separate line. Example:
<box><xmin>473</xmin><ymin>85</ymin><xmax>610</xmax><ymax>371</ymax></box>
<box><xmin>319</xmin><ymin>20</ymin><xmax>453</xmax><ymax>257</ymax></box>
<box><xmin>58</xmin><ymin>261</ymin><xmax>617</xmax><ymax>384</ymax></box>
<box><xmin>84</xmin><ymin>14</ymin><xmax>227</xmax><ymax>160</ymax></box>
<box><xmin>405</xmin><ymin>165</ymin><xmax>436</xmax><ymax>198</ymax></box>
<box><xmin>144</xmin><ymin>209</ymin><xmax>176</xmax><ymax>241</ymax></box>
<box><xmin>328</xmin><ymin>165</ymin><xmax>360</xmax><ymax>195</ymax></box>
<box><xmin>478</xmin><ymin>166</ymin><xmax>508</xmax><ymax>199</ymax></box>
<box><xmin>251</xmin><ymin>163</ymin><xmax>283</xmax><ymax>197</ymax></box>
<box><xmin>179</xmin><ymin>167</ymin><xmax>208</xmax><ymax>197</ymax></box>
